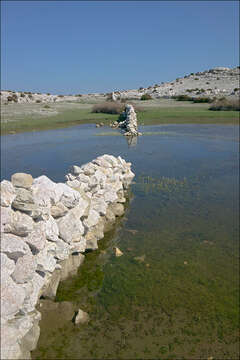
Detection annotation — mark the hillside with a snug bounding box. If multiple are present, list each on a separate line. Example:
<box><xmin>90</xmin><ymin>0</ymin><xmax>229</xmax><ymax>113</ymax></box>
<box><xmin>1</xmin><ymin>66</ymin><xmax>239</xmax><ymax>105</ymax></box>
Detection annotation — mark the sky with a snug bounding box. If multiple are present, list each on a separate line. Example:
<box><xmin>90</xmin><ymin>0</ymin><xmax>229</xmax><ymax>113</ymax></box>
<box><xmin>1</xmin><ymin>1</ymin><xmax>239</xmax><ymax>94</ymax></box>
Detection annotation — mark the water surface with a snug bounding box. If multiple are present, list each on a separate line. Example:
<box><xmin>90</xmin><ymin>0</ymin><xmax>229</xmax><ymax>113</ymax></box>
<box><xmin>1</xmin><ymin>124</ymin><xmax>239</xmax><ymax>359</ymax></box>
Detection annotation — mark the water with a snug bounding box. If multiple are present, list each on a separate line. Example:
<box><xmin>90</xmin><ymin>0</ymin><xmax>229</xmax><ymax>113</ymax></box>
<box><xmin>1</xmin><ymin>124</ymin><xmax>239</xmax><ymax>359</ymax></box>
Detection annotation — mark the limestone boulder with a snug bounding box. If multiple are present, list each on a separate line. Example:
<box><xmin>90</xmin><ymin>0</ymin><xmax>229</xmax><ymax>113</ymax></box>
<box><xmin>0</xmin><ymin>206</ymin><xmax>13</xmax><ymax>232</ymax></box>
<box><xmin>54</xmin><ymin>239</ymin><xmax>70</xmax><ymax>260</ymax></box>
<box><xmin>69</xmin><ymin>237</ymin><xmax>86</xmax><ymax>253</ymax></box>
<box><xmin>50</xmin><ymin>202</ymin><xmax>68</xmax><ymax>218</ymax></box>
<box><xmin>11</xmin><ymin>254</ymin><xmax>37</xmax><ymax>284</ymax></box>
<box><xmin>11</xmin><ymin>172</ymin><xmax>33</xmax><ymax>189</ymax></box>
<box><xmin>21</xmin><ymin>272</ymin><xmax>45</xmax><ymax>313</ymax></box>
<box><xmin>35</xmin><ymin>243</ymin><xmax>57</xmax><ymax>273</ymax></box>
<box><xmin>57</xmin><ymin>209</ymin><xmax>84</xmax><ymax>243</ymax></box>
<box><xmin>91</xmin><ymin>197</ymin><xmax>108</xmax><ymax>216</ymax></box>
<box><xmin>25</xmin><ymin>222</ymin><xmax>46</xmax><ymax>254</ymax></box>
<box><xmin>83</xmin><ymin>209</ymin><xmax>100</xmax><ymax>230</ymax></box>
<box><xmin>0</xmin><ymin>180</ymin><xmax>16</xmax><ymax>207</ymax></box>
<box><xmin>109</xmin><ymin>203</ymin><xmax>125</xmax><ymax>217</ymax></box>
<box><xmin>74</xmin><ymin>309</ymin><xmax>89</xmax><ymax>325</ymax></box>
<box><xmin>31</xmin><ymin>175</ymin><xmax>63</xmax><ymax>207</ymax></box>
<box><xmin>45</xmin><ymin>215</ymin><xmax>59</xmax><ymax>242</ymax></box>
<box><xmin>1</xmin><ymin>272</ymin><xmax>26</xmax><ymax>319</ymax></box>
<box><xmin>69</xmin><ymin>165</ymin><xmax>83</xmax><ymax>175</ymax></box>
<box><xmin>57</xmin><ymin>183</ymin><xmax>81</xmax><ymax>208</ymax></box>
<box><xmin>81</xmin><ymin>162</ymin><xmax>97</xmax><ymax>176</ymax></box>
<box><xmin>12</xmin><ymin>188</ymin><xmax>37</xmax><ymax>213</ymax></box>
<box><xmin>1</xmin><ymin>233</ymin><xmax>31</xmax><ymax>261</ymax></box>
<box><xmin>103</xmin><ymin>187</ymin><xmax>118</xmax><ymax>203</ymax></box>
<box><xmin>4</xmin><ymin>211</ymin><xmax>34</xmax><ymax>237</ymax></box>
<box><xmin>0</xmin><ymin>253</ymin><xmax>15</xmax><ymax>276</ymax></box>
<box><xmin>0</xmin><ymin>323</ymin><xmax>23</xmax><ymax>359</ymax></box>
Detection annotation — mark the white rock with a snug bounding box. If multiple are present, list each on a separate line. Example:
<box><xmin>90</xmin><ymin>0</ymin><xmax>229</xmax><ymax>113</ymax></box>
<box><xmin>1</xmin><ymin>233</ymin><xmax>31</xmax><ymax>261</ymax></box>
<box><xmin>103</xmin><ymin>187</ymin><xmax>118</xmax><ymax>203</ymax></box>
<box><xmin>57</xmin><ymin>208</ymin><xmax>84</xmax><ymax>244</ymax></box>
<box><xmin>69</xmin><ymin>237</ymin><xmax>86</xmax><ymax>253</ymax></box>
<box><xmin>57</xmin><ymin>183</ymin><xmax>80</xmax><ymax>208</ymax></box>
<box><xmin>12</xmin><ymin>188</ymin><xmax>36</xmax><ymax>213</ymax></box>
<box><xmin>51</xmin><ymin>202</ymin><xmax>68</xmax><ymax>218</ymax></box>
<box><xmin>69</xmin><ymin>165</ymin><xmax>82</xmax><ymax>175</ymax></box>
<box><xmin>0</xmin><ymin>323</ymin><xmax>22</xmax><ymax>359</ymax></box>
<box><xmin>25</xmin><ymin>222</ymin><xmax>46</xmax><ymax>254</ymax></box>
<box><xmin>0</xmin><ymin>180</ymin><xmax>16</xmax><ymax>207</ymax></box>
<box><xmin>11</xmin><ymin>172</ymin><xmax>33</xmax><ymax>189</ymax></box>
<box><xmin>91</xmin><ymin>197</ymin><xmax>108</xmax><ymax>216</ymax></box>
<box><xmin>21</xmin><ymin>272</ymin><xmax>45</xmax><ymax>313</ymax></box>
<box><xmin>1</xmin><ymin>272</ymin><xmax>26</xmax><ymax>319</ymax></box>
<box><xmin>74</xmin><ymin>309</ymin><xmax>89</xmax><ymax>325</ymax></box>
<box><xmin>83</xmin><ymin>209</ymin><xmax>100</xmax><ymax>229</ymax></box>
<box><xmin>0</xmin><ymin>253</ymin><xmax>15</xmax><ymax>276</ymax></box>
<box><xmin>76</xmin><ymin>173</ymin><xmax>90</xmax><ymax>183</ymax></box>
<box><xmin>0</xmin><ymin>206</ymin><xmax>13</xmax><ymax>232</ymax></box>
<box><xmin>45</xmin><ymin>215</ymin><xmax>59</xmax><ymax>242</ymax></box>
<box><xmin>36</xmin><ymin>247</ymin><xmax>57</xmax><ymax>273</ymax></box>
<box><xmin>11</xmin><ymin>254</ymin><xmax>37</xmax><ymax>284</ymax></box>
<box><xmin>4</xmin><ymin>211</ymin><xmax>34</xmax><ymax>237</ymax></box>
<box><xmin>54</xmin><ymin>239</ymin><xmax>70</xmax><ymax>260</ymax></box>
<box><xmin>32</xmin><ymin>175</ymin><xmax>63</xmax><ymax>207</ymax></box>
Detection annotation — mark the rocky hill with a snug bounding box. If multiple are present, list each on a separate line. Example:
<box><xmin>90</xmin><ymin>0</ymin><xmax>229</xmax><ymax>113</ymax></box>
<box><xmin>1</xmin><ymin>66</ymin><xmax>239</xmax><ymax>105</ymax></box>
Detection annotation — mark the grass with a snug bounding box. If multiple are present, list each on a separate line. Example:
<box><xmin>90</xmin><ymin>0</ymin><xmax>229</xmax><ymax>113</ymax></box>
<box><xmin>1</xmin><ymin>102</ymin><xmax>239</xmax><ymax>135</ymax></box>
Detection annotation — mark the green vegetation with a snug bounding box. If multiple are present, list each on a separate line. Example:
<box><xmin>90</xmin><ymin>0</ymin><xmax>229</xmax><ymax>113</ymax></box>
<box><xmin>141</xmin><ymin>94</ymin><xmax>152</xmax><ymax>100</ymax></box>
<box><xmin>209</xmin><ymin>98</ymin><xmax>240</xmax><ymax>111</ymax></box>
<box><xmin>92</xmin><ymin>101</ymin><xmax>124</xmax><ymax>114</ymax></box>
<box><xmin>1</xmin><ymin>100</ymin><xmax>239</xmax><ymax>135</ymax></box>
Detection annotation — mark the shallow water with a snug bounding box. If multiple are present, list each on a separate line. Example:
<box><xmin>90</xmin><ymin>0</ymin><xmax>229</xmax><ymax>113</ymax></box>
<box><xmin>1</xmin><ymin>124</ymin><xmax>239</xmax><ymax>359</ymax></box>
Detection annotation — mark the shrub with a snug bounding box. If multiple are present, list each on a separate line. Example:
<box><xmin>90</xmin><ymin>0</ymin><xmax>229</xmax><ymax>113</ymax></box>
<box><xmin>209</xmin><ymin>98</ymin><xmax>240</xmax><ymax>111</ymax></box>
<box><xmin>138</xmin><ymin>87</ymin><xmax>144</xmax><ymax>91</ymax></box>
<box><xmin>206</xmin><ymin>82</ymin><xmax>210</xmax><ymax>84</ymax></box>
<box><xmin>92</xmin><ymin>101</ymin><xmax>124</xmax><ymax>114</ymax></box>
<box><xmin>58</xmin><ymin>95</ymin><xmax>64</xmax><ymax>98</ymax></box>
<box><xmin>193</xmin><ymin>97</ymin><xmax>212</xmax><ymax>103</ymax></box>
<box><xmin>7</xmin><ymin>94</ymin><xmax>18</xmax><ymax>102</ymax></box>
<box><xmin>43</xmin><ymin>104</ymin><xmax>51</xmax><ymax>109</ymax></box>
<box><xmin>47</xmin><ymin>93</ymin><xmax>51</xmax><ymax>95</ymax></box>
<box><xmin>36</xmin><ymin>100</ymin><xmax>41</xmax><ymax>103</ymax></box>
<box><xmin>190</xmin><ymin>73</ymin><xmax>194</xmax><ymax>75</ymax></box>
<box><xmin>20</xmin><ymin>93</ymin><xmax>25</xmax><ymax>97</ymax></box>
<box><xmin>234</xmin><ymin>88</ymin><xmax>239</xmax><ymax>92</ymax></box>
<box><xmin>217</xmin><ymin>77</ymin><xmax>220</xmax><ymax>80</ymax></box>
<box><xmin>28</xmin><ymin>94</ymin><xmax>33</xmax><ymax>99</ymax></box>
<box><xmin>75</xmin><ymin>94</ymin><xmax>82</xmax><ymax>97</ymax></box>
<box><xmin>172</xmin><ymin>95</ymin><xmax>193</xmax><ymax>101</ymax></box>
<box><xmin>141</xmin><ymin>94</ymin><xmax>152</xmax><ymax>100</ymax></box>
<box><xmin>194</xmin><ymin>78</ymin><xmax>199</xmax><ymax>80</ymax></box>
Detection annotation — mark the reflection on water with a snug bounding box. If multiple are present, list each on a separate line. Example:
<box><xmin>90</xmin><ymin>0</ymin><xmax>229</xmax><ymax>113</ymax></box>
<box><xmin>2</xmin><ymin>124</ymin><xmax>239</xmax><ymax>359</ymax></box>
<box><xmin>125</xmin><ymin>135</ymin><xmax>138</xmax><ymax>148</ymax></box>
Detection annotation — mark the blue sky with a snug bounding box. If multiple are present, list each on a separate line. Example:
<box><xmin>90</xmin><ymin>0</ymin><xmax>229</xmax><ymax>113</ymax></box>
<box><xmin>1</xmin><ymin>1</ymin><xmax>239</xmax><ymax>94</ymax></box>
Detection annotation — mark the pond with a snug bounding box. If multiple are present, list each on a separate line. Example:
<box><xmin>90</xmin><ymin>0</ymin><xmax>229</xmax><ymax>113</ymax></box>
<box><xmin>1</xmin><ymin>124</ymin><xmax>239</xmax><ymax>359</ymax></box>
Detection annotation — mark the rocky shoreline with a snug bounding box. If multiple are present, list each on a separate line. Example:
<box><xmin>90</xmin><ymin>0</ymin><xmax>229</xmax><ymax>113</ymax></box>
<box><xmin>1</xmin><ymin>154</ymin><xmax>135</xmax><ymax>359</ymax></box>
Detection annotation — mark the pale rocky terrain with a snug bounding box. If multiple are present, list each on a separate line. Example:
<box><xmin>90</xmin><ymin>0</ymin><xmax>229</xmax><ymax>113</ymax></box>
<box><xmin>1</xmin><ymin>66</ymin><xmax>239</xmax><ymax>106</ymax></box>
<box><xmin>0</xmin><ymin>155</ymin><xmax>134</xmax><ymax>359</ymax></box>
<box><xmin>115</xmin><ymin>66</ymin><xmax>240</xmax><ymax>100</ymax></box>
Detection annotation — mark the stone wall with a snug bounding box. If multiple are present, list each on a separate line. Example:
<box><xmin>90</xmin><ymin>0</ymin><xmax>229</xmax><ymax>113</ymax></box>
<box><xmin>0</xmin><ymin>154</ymin><xmax>135</xmax><ymax>359</ymax></box>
